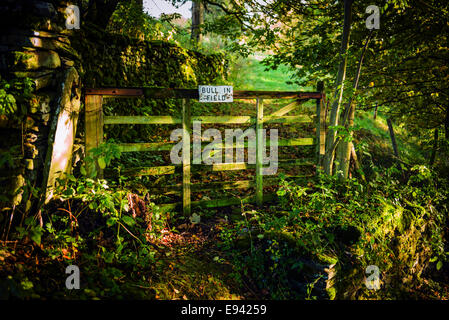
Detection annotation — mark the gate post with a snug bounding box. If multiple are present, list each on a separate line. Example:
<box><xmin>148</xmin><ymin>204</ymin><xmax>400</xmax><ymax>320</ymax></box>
<box><xmin>256</xmin><ymin>98</ymin><xmax>264</xmax><ymax>206</ymax></box>
<box><xmin>85</xmin><ymin>94</ymin><xmax>103</xmax><ymax>177</ymax></box>
<box><xmin>182</xmin><ymin>99</ymin><xmax>191</xmax><ymax>215</ymax></box>
<box><xmin>316</xmin><ymin>81</ymin><xmax>325</xmax><ymax>172</ymax></box>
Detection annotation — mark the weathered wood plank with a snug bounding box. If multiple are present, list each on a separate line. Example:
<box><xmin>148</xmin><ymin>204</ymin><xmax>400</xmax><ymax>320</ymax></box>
<box><xmin>263</xmin><ymin>115</ymin><xmax>313</xmax><ymax>124</ymax></box>
<box><xmin>117</xmin><ymin>138</ymin><xmax>313</xmax><ymax>153</ymax></box>
<box><xmin>233</xmin><ymin>91</ymin><xmax>322</xmax><ymax>100</ymax></box>
<box><xmin>104</xmin><ymin>114</ymin><xmax>310</xmax><ymax>125</ymax></box>
<box><xmin>85</xmin><ymin>95</ymin><xmax>103</xmax><ymax>177</ymax></box>
<box><xmin>201</xmin><ymin>137</ymin><xmax>314</xmax><ymax>150</ymax></box>
<box><xmin>211</xmin><ymin>162</ymin><xmax>251</xmax><ymax>171</ymax></box>
<box><xmin>182</xmin><ymin>99</ymin><xmax>191</xmax><ymax>216</ymax></box>
<box><xmin>117</xmin><ymin>142</ymin><xmax>174</xmax><ymax>152</ymax></box>
<box><xmin>269</xmin><ymin>100</ymin><xmax>300</xmax><ymax>117</ymax></box>
<box><xmin>104</xmin><ymin>116</ymin><xmax>181</xmax><ymax>125</ymax></box>
<box><xmin>196</xmin><ymin>158</ymin><xmax>314</xmax><ymax>172</ymax></box>
<box><xmin>316</xmin><ymin>81</ymin><xmax>326</xmax><ymax>170</ymax></box>
<box><xmin>85</xmin><ymin>88</ymin><xmax>144</xmax><ymax>97</ymax></box>
<box><xmin>85</xmin><ymin>87</ymin><xmax>324</xmax><ymax>100</ymax></box>
<box><xmin>278</xmin><ymin>159</ymin><xmax>315</xmax><ymax>167</ymax></box>
<box><xmin>256</xmin><ymin>98</ymin><xmax>263</xmax><ymax>206</ymax></box>
<box><xmin>192</xmin><ymin>179</ymin><xmax>255</xmax><ymax>191</ymax></box>
<box><xmin>278</xmin><ymin>138</ymin><xmax>315</xmax><ymax>146</ymax></box>
<box><xmin>191</xmin><ymin>115</ymin><xmax>252</xmax><ymax>124</ymax></box>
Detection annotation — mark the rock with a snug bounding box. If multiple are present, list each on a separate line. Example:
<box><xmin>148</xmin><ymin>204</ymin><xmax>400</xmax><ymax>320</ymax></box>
<box><xmin>43</xmin><ymin>67</ymin><xmax>80</xmax><ymax>203</ymax></box>
<box><xmin>12</xmin><ymin>70</ymin><xmax>55</xmax><ymax>90</ymax></box>
<box><xmin>61</xmin><ymin>57</ymin><xmax>74</xmax><ymax>67</ymax></box>
<box><xmin>25</xmin><ymin>132</ymin><xmax>38</xmax><ymax>143</ymax></box>
<box><xmin>24</xmin><ymin>142</ymin><xmax>38</xmax><ymax>159</ymax></box>
<box><xmin>11</xmin><ymin>174</ymin><xmax>25</xmax><ymax>206</ymax></box>
<box><xmin>24</xmin><ymin>159</ymin><xmax>34</xmax><ymax>170</ymax></box>
<box><xmin>29</xmin><ymin>93</ymin><xmax>52</xmax><ymax>114</ymax></box>
<box><xmin>0</xmin><ymin>34</ymin><xmax>79</xmax><ymax>60</ymax></box>
<box><xmin>8</xmin><ymin>50</ymin><xmax>61</xmax><ymax>70</ymax></box>
<box><xmin>25</xmin><ymin>116</ymin><xmax>35</xmax><ymax>129</ymax></box>
<box><xmin>41</xmin><ymin>113</ymin><xmax>50</xmax><ymax>123</ymax></box>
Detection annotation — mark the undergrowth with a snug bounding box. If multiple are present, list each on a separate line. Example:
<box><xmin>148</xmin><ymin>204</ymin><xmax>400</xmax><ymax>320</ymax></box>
<box><xmin>1</xmin><ymin>141</ymin><xmax>448</xmax><ymax>300</ymax></box>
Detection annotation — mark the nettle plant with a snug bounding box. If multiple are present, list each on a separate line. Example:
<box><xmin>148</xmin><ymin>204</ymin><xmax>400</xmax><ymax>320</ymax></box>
<box><xmin>0</xmin><ymin>76</ymin><xmax>34</xmax><ymax>118</ymax></box>
<box><xmin>43</xmin><ymin>141</ymin><xmax>166</xmax><ymax>265</ymax></box>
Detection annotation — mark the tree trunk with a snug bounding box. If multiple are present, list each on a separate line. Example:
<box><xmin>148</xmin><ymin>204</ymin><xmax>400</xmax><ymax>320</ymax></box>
<box><xmin>336</xmin><ymin>101</ymin><xmax>355</xmax><ymax>179</ymax></box>
<box><xmin>191</xmin><ymin>1</ymin><xmax>204</xmax><ymax>45</ymax></box>
<box><xmin>335</xmin><ymin>29</ymin><xmax>373</xmax><ymax>180</ymax></box>
<box><xmin>445</xmin><ymin>105</ymin><xmax>449</xmax><ymax>140</ymax></box>
<box><xmin>85</xmin><ymin>0</ymin><xmax>120</xmax><ymax>29</ymax></box>
<box><xmin>429</xmin><ymin>128</ymin><xmax>438</xmax><ymax>166</ymax></box>
<box><xmin>387</xmin><ymin>118</ymin><xmax>399</xmax><ymax>158</ymax></box>
<box><xmin>351</xmin><ymin>143</ymin><xmax>365</xmax><ymax>180</ymax></box>
<box><xmin>323</xmin><ymin>0</ymin><xmax>353</xmax><ymax>175</ymax></box>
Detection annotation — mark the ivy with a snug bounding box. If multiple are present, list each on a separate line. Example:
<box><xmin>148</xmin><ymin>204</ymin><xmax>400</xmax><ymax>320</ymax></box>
<box><xmin>0</xmin><ymin>76</ymin><xmax>34</xmax><ymax>119</ymax></box>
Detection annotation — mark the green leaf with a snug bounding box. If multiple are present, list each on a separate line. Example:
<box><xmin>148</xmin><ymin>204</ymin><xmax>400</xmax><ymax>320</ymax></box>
<box><xmin>291</xmin><ymin>261</ymin><xmax>304</xmax><ymax>270</ymax></box>
<box><xmin>21</xmin><ymin>279</ymin><xmax>34</xmax><ymax>291</ymax></box>
<box><xmin>97</xmin><ymin>157</ymin><xmax>106</xmax><ymax>169</ymax></box>
<box><xmin>436</xmin><ymin>261</ymin><xmax>443</xmax><ymax>271</ymax></box>
<box><xmin>122</xmin><ymin>215</ymin><xmax>135</xmax><ymax>226</ymax></box>
<box><xmin>30</xmin><ymin>228</ymin><xmax>42</xmax><ymax>245</ymax></box>
<box><xmin>106</xmin><ymin>217</ymin><xmax>118</xmax><ymax>227</ymax></box>
<box><xmin>277</xmin><ymin>189</ymin><xmax>286</xmax><ymax>196</ymax></box>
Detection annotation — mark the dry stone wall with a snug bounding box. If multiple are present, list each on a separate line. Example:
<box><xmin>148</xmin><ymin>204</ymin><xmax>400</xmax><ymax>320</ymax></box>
<box><xmin>0</xmin><ymin>0</ymin><xmax>227</xmax><ymax>211</ymax></box>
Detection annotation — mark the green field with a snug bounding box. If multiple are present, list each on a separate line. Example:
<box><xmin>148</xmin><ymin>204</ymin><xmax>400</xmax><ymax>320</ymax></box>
<box><xmin>229</xmin><ymin>56</ymin><xmax>304</xmax><ymax>91</ymax></box>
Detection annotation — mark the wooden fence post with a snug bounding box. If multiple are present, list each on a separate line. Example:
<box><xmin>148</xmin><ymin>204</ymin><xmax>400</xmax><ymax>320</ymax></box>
<box><xmin>256</xmin><ymin>98</ymin><xmax>264</xmax><ymax>206</ymax></box>
<box><xmin>387</xmin><ymin>118</ymin><xmax>399</xmax><ymax>158</ymax></box>
<box><xmin>85</xmin><ymin>95</ymin><xmax>103</xmax><ymax>177</ymax></box>
<box><xmin>316</xmin><ymin>82</ymin><xmax>325</xmax><ymax>171</ymax></box>
<box><xmin>182</xmin><ymin>99</ymin><xmax>191</xmax><ymax>216</ymax></box>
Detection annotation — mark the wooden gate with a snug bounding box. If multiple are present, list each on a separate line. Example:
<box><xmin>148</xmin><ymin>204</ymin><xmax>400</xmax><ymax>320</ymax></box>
<box><xmin>85</xmin><ymin>87</ymin><xmax>325</xmax><ymax>215</ymax></box>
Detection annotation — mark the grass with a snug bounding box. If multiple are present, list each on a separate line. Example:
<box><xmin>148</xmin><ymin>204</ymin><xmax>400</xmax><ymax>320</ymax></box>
<box><xmin>229</xmin><ymin>56</ymin><xmax>306</xmax><ymax>92</ymax></box>
<box><xmin>225</xmin><ymin>54</ymin><xmax>426</xmax><ymax>165</ymax></box>
<box><xmin>355</xmin><ymin>110</ymin><xmax>426</xmax><ymax>164</ymax></box>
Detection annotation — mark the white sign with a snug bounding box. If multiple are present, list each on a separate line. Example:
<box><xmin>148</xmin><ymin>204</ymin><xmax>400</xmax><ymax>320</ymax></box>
<box><xmin>198</xmin><ymin>85</ymin><xmax>233</xmax><ymax>103</ymax></box>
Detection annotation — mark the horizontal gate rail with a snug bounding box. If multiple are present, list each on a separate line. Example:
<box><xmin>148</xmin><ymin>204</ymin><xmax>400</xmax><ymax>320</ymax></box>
<box><xmin>144</xmin><ymin>173</ymin><xmax>315</xmax><ymax>197</ymax></box>
<box><xmin>103</xmin><ymin>115</ymin><xmax>314</xmax><ymax>125</ymax></box>
<box><xmin>85</xmin><ymin>87</ymin><xmax>323</xmax><ymax>100</ymax></box>
<box><xmin>104</xmin><ymin>158</ymin><xmax>316</xmax><ymax>179</ymax></box>
<box><xmin>115</xmin><ymin>137</ymin><xmax>314</xmax><ymax>153</ymax></box>
<box><xmin>104</xmin><ymin>116</ymin><xmax>181</xmax><ymax>125</ymax></box>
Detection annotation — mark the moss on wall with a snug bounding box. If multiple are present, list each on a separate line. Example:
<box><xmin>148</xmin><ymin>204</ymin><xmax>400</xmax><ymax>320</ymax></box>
<box><xmin>70</xmin><ymin>25</ymin><xmax>229</xmax><ymax>144</ymax></box>
<box><xmin>70</xmin><ymin>26</ymin><xmax>228</xmax><ymax>89</ymax></box>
